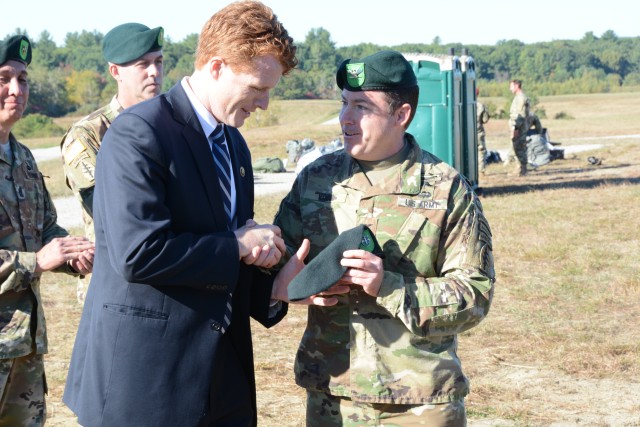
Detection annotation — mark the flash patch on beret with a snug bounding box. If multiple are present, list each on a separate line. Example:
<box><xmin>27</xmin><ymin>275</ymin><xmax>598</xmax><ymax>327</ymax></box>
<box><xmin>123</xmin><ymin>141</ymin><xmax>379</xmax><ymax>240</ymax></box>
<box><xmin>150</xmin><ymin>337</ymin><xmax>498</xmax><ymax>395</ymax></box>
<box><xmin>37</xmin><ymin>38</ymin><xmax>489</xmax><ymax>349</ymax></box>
<box><xmin>346</xmin><ymin>63</ymin><xmax>365</xmax><ymax>88</ymax></box>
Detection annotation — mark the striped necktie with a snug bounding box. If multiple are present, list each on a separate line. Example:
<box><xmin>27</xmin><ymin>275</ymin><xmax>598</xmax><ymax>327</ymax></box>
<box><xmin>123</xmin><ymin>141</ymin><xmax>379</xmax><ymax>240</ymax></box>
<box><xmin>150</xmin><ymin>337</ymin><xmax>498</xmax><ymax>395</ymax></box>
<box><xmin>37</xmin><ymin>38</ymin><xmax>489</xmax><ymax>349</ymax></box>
<box><xmin>209</xmin><ymin>123</ymin><xmax>233</xmax><ymax>333</ymax></box>
<box><xmin>209</xmin><ymin>123</ymin><xmax>232</xmax><ymax>227</ymax></box>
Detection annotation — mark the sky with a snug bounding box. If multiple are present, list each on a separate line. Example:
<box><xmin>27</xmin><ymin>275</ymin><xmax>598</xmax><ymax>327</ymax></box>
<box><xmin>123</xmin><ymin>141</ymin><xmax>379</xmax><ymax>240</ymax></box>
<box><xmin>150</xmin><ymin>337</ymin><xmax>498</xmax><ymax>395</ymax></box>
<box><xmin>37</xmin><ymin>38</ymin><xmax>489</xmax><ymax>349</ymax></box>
<box><xmin>3</xmin><ymin>0</ymin><xmax>639</xmax><ymax>49</ymax></box>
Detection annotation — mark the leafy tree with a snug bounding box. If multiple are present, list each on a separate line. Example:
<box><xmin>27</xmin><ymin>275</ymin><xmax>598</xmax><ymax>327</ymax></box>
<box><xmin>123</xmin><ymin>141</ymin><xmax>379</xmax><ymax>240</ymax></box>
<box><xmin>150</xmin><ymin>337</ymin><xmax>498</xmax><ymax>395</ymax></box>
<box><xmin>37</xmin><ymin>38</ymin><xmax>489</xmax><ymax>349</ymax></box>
<box><xmin>162</xmin><ymin>34</ymin><xmax>198</xmax><ymax>89</ymax></box>
<box><xmin>26</xmin><ymin>64</ymin><xmax>70</xmax><ymax>116</ymax></box>
<box><xmin>61</xmin><ymin>30</ymin><xmax>106</xmax><ymax>75</ymax></box>
<box><xmin>296</xmin><ymin>28</ymin><xmax>339</xmax><ymax>98</ymax></box>
<box><xmin>66</xmin><ymin>69</ymin><xmax>104</xmax><ymax>113</ymax></box>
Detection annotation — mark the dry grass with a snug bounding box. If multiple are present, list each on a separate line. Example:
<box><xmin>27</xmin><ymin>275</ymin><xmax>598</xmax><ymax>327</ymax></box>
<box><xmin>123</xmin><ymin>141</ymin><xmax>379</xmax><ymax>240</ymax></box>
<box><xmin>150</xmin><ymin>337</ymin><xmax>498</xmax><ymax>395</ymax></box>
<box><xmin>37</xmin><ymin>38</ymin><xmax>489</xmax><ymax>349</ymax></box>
<box><xmin>38</xmin><ymin>92</ymin><xmax>640</xmax><ymax>426</ymax></box>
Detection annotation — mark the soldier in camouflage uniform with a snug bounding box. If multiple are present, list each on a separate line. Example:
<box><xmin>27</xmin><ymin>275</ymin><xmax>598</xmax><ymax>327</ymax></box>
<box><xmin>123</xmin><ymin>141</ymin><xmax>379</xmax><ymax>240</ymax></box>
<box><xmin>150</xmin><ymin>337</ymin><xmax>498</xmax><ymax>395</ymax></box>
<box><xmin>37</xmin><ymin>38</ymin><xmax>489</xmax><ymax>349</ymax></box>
<box><xmin>274</xmin><ymin>50</ymin><xmax>495</xmax><ymax>426</ymax></box>
<box><xmin>476</xmin><ymin>87</ymin><xmax>490</xmax><ymax>173</ymax></box>
<box><xmin>0</xmin><ymin>35</ymin><xmax>94</xmax><ymax>426</ymax></box>
<box><xmin>508</xmin><ymin>79</ymin><xmax>530</xmax><ymax>176</ymax></box>
<box><xmin>60</xmin><ymin>23</ymin><xmax>164</xmax><ymax>303</ymax></box>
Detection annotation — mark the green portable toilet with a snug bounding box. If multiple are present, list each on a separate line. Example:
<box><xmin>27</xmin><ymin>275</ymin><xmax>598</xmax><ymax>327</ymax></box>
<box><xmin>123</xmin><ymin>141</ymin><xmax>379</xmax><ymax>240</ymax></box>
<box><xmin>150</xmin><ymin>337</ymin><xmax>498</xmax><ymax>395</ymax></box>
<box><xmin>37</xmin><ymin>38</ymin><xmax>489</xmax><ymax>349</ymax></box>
<box><xmin>459</xmin><ymin>50</ymin><xmax>479</xmax><ymax>188</ymax></box>
<box><xmin>403</xmin><ymin>52</ymin><xmax>477</xmax><ymax>188</ymax></box>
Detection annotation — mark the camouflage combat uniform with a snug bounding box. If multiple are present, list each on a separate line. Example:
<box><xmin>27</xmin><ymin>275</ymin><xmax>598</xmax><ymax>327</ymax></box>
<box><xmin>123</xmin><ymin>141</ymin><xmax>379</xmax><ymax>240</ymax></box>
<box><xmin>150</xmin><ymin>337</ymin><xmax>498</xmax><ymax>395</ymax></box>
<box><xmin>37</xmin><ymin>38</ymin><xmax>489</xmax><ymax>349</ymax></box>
<box><xmin>0</xmin><ymin>135</ymin><xmax>73</xmax><ymax>423</ymax></box>
<box><xmin>476</xmin><ymin>101</ymin><xmax>489</xmax><ymax>173</ymax></box>
<box><xmin>60</xmin><ymin>96</ymin><xmax>123</xmax><ymax>303</ymax></box>
<box><xmin>274</xmin><ymin>136</ymin><xmax>495</xmax><ymax>411</ymax></box>
<box><xmin>509</xmin><ymin>90</ymin><xmax>530</xmax><ymax>175</ymax></box>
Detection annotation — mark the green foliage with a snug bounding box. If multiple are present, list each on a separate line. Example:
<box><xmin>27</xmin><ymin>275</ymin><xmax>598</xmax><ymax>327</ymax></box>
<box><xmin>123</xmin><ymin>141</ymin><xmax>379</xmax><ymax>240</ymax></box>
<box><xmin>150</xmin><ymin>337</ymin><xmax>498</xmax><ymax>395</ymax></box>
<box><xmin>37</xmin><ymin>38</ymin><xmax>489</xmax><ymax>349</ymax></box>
<box><xmin>65</xmin><ymin>69</ymin><xmax>105</xmax><ymax>114</ymax></box>
<box><xmin>27</xmin><ymin>65</ymin><xmax>71</xmax><ymax>116</ymax></box>
<box><xmin>12</xmin><ymin>113</ymin><xmax>65</xmax><ymax>139</ymax></box>
<box><xmin>10</xmin><ymin>27</ymin><xmax>640</xmax><ymax>117</ymax></box>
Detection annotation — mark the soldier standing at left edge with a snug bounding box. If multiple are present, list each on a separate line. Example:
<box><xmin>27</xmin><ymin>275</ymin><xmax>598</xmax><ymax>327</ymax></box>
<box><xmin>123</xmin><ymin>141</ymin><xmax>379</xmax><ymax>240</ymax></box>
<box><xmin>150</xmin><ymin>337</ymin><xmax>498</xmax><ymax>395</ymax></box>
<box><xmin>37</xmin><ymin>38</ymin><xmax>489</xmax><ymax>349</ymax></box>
<box><xmin>0</xmin><ymin>35</ymin><xmax>94</xmax><ymax>426</ymax></box>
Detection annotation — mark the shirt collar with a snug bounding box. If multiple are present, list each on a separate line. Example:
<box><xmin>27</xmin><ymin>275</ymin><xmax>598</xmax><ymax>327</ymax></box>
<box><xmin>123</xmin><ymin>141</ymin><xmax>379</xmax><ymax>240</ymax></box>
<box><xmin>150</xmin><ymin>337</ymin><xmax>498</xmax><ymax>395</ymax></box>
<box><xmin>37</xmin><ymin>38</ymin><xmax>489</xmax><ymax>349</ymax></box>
<box><xmin>180</xmin><ymin>76</ymin><xmax>220</xmax><ymax>138</ymax></box>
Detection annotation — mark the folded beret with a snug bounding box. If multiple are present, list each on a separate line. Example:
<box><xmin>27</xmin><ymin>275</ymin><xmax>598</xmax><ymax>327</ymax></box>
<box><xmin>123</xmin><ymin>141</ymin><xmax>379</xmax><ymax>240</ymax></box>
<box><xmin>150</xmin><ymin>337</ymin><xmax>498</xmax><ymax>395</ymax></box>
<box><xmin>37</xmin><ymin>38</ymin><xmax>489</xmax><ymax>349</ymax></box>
<box><xmin>103</xmin><ymin>23</ymin><xmax>164</xmax><ymax>65</ymax></box>
<box><xmin>337</xmin><ymin>50</ymin><xmax>417</xmax><ymax>92</ymax></box>
<box><xmin>0</xmin><ymin>35</ymin><xmax>32</xmax><ymax>66</ymax></box>
<box><xmin>287</xmin><ymin>225</ymin><xmax>384</xmax><ymax>301</ymax></box>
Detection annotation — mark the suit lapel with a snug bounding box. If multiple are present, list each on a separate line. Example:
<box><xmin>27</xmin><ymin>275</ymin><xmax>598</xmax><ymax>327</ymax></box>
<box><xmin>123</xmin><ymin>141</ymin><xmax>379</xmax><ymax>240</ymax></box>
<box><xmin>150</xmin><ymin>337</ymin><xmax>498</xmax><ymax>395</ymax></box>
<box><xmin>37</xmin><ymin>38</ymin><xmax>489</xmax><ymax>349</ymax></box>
<box><xmin>225</xmin><ymin>128</ymin><xmax>253</xmax><ymax>225</ymax></box>
<box><xmin>166</xmin><ymin>84</ymin><xmax>231</xmax><ymax>230</ymax></box>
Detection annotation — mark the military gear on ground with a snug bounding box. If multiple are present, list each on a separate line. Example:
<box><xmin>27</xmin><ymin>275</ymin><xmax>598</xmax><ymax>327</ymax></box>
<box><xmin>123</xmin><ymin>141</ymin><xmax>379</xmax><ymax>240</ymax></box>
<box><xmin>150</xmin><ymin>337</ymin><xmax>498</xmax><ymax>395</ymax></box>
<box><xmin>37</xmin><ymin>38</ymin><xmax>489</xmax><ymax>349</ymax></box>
<box><xmin>103</xmin><ymin>23</ymin><xmax>164</xmax><ymax>64</ymax></box>
<box><xmin>0</xmin><ymin>35</ymin><xmax>31</xmax><ymax>66</ymax></box>
<box><xmin>285</xmin><ymin>139</ymin><xmax>300</xmax><ymax>164</ymax></box>
<box><xmin>337</xmin><ymin>50</ymin><xmax>417</xmax><ymax>92</ymax></box>
<box><xmin>252</xmin><ymin>157</ymin><xmax>286</xmax><ymax>173</ymax></box>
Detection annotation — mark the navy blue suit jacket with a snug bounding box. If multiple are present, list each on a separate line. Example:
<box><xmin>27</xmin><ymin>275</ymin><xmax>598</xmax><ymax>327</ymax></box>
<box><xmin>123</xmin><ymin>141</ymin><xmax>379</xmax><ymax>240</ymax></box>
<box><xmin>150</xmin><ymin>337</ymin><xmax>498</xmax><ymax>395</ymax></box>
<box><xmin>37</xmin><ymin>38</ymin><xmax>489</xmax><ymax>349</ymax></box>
<box><xmin>63</xmin><ymin>83</ymin><xmax>287</xmax><ymax>426</ymax></box>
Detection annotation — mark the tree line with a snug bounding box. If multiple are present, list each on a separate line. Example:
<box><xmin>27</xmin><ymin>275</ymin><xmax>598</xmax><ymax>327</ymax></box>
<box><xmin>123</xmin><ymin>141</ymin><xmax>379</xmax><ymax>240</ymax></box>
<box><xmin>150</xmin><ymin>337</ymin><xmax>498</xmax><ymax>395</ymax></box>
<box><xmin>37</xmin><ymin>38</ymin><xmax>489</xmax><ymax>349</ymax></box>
<box><xmin>8</xmin><ymin>27</ymin><xmax>640</xmax><ymax>120</ymax></box>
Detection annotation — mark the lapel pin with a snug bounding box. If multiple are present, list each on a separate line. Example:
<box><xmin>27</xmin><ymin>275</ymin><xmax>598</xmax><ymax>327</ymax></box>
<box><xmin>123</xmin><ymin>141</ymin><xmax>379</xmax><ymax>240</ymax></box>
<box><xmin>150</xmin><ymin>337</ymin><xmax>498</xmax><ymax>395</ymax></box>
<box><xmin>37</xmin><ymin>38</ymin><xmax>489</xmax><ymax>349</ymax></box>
<box><xmin>240</xmin><ymin>166</ymin><xmax>246</xmax><ymax>177</ymax></box>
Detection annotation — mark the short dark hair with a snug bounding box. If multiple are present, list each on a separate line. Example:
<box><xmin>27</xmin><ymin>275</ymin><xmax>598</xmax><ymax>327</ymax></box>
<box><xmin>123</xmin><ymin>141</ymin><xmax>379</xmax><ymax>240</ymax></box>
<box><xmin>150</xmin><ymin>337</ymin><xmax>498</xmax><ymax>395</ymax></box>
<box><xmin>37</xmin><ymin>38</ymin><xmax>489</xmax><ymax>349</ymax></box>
<box><xmin>510</xmin><ymin>79</ymin><xmax>522</xmax><ymax>87</ymax></box>
<box><xmin>384</xmin><ymin>86</ymin><xmax>419</xmax><ymax>128</ymax></box>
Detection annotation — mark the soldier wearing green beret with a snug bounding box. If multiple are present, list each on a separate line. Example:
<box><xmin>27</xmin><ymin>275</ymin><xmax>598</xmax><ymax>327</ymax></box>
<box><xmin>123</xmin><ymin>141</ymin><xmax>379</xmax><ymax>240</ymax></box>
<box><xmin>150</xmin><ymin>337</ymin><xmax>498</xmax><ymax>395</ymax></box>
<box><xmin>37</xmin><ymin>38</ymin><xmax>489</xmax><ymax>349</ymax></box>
<box><xmin>60</xmin><ymin>22</ymin><xmax>164</xmax><ymax>303</ymax></box>
<box><xmin>0</xmin><ymin>34</ymin><xmax>94</xmax><ymax>425</ymax></box>
<box><xmin>273</xmin><ymin>49</ymin><xmax>495</xmax><ymax>426</ymax></box>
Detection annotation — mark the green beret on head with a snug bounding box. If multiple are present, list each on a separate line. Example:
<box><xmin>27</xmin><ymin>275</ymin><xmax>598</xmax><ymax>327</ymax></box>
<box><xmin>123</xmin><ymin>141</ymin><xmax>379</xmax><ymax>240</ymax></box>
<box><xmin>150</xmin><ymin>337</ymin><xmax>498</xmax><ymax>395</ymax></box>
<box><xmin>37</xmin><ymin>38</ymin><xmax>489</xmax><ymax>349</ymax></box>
<box><xmin>287</xmin><ymin>225</ymin><xmax>384</xmax><ymax>302</ymax></box>
<box><xmin>103</xmin><ymin>23</ymin><xmax>164</xmax><ymax>65</ymax></box>
<box><xmin>0</xmin><ymin>35</ymin><xmax>32</xmax><ymax>66</ymax></box>
<box><xmin>337</xmin><ymin>50</ymin><xmax>417</xmax><ymax>92</ymax></box>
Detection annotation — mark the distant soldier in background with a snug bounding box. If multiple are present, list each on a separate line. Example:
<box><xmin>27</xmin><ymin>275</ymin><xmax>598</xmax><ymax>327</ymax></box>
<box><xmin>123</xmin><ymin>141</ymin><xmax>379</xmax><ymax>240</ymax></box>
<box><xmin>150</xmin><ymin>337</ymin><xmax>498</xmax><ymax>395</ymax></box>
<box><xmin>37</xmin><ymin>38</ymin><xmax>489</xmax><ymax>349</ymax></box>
<box><xmin>0</xmin><ymin>34</ymin><xmax>93</xmax><ymax>425</ymax></box>
<box><xmin>508</xmin><ymin>79</ymin><xmax>530</xmax><ymax>176</ymax></box>
<box><xmin>60</xmin><ymin>23</ymin><xmax>164</xmax><ymax>303</ymax></box>
<box><xmin>476</xmin><ymin>87</ymin><xmax>490</xmax><ymax>173</ymax></box>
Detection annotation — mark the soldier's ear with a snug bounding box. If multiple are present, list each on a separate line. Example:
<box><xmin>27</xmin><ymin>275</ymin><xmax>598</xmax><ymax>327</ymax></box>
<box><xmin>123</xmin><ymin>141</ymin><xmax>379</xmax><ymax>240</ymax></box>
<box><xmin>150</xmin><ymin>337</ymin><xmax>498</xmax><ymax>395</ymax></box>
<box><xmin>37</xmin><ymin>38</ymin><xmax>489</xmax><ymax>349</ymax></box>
<box><xmin>108</xmin><ymin>63</ymin><xmax>121</xmax><ymax>82</ymax></box>
<box><xmin>396</xmin><ymin>103</ymin><xmax>411</xmax><ymax>128</ymax></box>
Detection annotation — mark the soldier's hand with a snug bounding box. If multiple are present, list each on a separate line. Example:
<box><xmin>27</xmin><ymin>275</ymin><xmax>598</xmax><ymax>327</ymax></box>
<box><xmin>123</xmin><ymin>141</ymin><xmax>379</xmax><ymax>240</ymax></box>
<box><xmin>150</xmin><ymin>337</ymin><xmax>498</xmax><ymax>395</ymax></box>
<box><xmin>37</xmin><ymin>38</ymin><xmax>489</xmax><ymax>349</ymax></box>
<box><xmin>35</xmin><ymin>236</ymin><xmax>95</xmax><ymax>273</ymax></box>
<box><xmin>69</xmin><ymin>248</ymin><xmax>95</xmax><ymax>275</ymax></box>
<box><xmin>235</xmin><ymin>220</ymin><xmax>285</xmax><ymax>268</ymax></box>
<box><xmin>338</xmin><ymin>249</ymin><xmax>384</xmax><ymax>297</ymax></box>
<box><xmin>272</xmin><ymin>239</ymin><xmax>349</xmax><ymax>306</ymax></box>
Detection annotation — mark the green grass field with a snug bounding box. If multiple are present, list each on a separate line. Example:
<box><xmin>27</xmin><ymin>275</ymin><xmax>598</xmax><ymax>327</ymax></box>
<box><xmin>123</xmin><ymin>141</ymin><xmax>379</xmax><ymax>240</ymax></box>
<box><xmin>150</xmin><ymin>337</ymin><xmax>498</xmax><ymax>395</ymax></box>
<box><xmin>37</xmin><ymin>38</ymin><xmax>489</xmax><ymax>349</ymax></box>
<box><xmin>32</xmin><ymin>92</ymin><xmax>640</xmax><ymax>426</ymax></box>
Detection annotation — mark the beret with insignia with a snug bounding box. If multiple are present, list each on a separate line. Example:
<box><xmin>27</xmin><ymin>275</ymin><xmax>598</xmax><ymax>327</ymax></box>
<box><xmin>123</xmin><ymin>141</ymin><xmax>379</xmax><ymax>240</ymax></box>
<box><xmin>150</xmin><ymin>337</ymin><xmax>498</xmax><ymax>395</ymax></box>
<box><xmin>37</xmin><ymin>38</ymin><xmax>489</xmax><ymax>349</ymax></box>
<box><xmin>287</xmin><ymin>225</ymin><xmax>384</xmax><ymax>301</ymax></box>
<box><xmin>0</xmin><ymin>35</ymin><xmax>32</xmax><ymax>66</ymax></box>
<box><xmin>337</xmin><ymin>49</ymin><xmax>417</xmax><ymax>92</ymax></box>
<box><xmin>103</xmin><ymin>23</ymin><xmax>164</xmax><ymax>65</ymax></box>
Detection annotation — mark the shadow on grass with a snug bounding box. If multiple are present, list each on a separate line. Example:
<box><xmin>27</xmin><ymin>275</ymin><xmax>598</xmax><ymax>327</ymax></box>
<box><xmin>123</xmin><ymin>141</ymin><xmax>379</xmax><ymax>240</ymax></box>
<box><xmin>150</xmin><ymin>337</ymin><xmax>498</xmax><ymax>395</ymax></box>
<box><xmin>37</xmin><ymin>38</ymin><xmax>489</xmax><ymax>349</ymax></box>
<box><xmin>479</xmin><ymin>174</ymin><xmax>640</xmax><ymax>197</ymax></box>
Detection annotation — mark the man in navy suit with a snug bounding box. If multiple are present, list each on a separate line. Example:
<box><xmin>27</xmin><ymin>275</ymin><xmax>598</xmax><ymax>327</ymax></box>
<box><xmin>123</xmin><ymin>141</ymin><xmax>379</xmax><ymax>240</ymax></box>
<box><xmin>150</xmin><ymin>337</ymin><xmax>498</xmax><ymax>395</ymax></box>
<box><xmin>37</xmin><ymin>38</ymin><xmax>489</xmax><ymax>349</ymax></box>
<box><xmin>63</xmin><ymin>2</ymin><xmax>342</xmax><ymax>426</ymax></box>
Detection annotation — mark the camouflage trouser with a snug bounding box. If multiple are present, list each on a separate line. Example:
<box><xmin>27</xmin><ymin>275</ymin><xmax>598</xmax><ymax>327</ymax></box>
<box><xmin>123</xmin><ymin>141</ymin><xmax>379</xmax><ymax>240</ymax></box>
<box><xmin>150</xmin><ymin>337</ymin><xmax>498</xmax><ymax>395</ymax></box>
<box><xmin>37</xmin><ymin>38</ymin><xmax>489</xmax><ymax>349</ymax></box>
<box><xmin>76</xmin><ymin>274</ymin><xmax>90</xmax><ymax>304</ymax></box>
<box><xmin>0</xmin><ymin>353</ymin><xmax>46</xmax><ymax>427</ymax></box>
<box><xmin>306</xmin><ymin>391</ymin><xmax>466</xmax><ymax>427</ymax></box>
<box><xmin>477</xmin><ymin>131</ymin><xmax>487</xmax><ymax>172</ymax></box>
<box><xmin>511</xmin><ymin>134</ymin><xmax>528</xmax><ymax>175</ymax></box>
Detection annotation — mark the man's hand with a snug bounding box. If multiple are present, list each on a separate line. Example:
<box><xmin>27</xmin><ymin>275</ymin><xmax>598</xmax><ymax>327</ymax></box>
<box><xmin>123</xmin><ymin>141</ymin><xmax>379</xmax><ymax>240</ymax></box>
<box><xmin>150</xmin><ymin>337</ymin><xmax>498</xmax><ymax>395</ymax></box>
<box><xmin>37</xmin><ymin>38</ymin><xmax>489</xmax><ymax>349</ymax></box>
<box><xmin>338</xmin><ymin>249</ymin><xmax>384</xmax><ymax>297</ymax></box>
<box><xmin>271</xmin><ymin>239</ymin><xmax>349</xmax><ymax>306</ymax></box>
<box><xmin>234</xmin><ymin>220</ymin><xmax>285</xmax><ymax>268</ymax></box>
<box><xmin>35</xmin><ymin>236</ymin><xmax>95</xmax><ymax>273</ymax></box>
<box><xmin>68</xmin><ymin>248</ymin><xmax>95</xmax><ymax>275</ymax></box>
